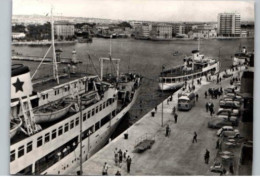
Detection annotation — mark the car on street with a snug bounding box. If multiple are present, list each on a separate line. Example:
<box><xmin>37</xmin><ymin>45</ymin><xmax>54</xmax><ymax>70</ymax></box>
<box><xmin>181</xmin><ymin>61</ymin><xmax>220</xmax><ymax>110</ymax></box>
<box><xmin>217</xmin><ymin>126</ymin><xmax>240</xmax><ymax>137</ymax></box>
<box><xmin>210</xmin><ymin>162</ymin><xmax>226</xmax><ymax>175</ymax></box>
<box><xmin>208</xmin><ymin>116</ymin><xmax>239</xmax><ymax>129</ymax></box>
<box><xmin>219</xmin><ymin>99</ymin><xmax>241</xmax><ymax>109</ymax></box>
<box><xmin>216</xmin><ymin>108</ymin><xmax>240</xmax><ymax>117</ymax></box>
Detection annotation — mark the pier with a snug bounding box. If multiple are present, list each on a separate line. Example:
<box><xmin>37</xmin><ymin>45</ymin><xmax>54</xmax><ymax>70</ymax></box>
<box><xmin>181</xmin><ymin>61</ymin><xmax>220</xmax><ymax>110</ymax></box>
<box><xmin>68</xmin><ymin>66</ymin><xmax>252</xmax><ymax>176</ymax></box>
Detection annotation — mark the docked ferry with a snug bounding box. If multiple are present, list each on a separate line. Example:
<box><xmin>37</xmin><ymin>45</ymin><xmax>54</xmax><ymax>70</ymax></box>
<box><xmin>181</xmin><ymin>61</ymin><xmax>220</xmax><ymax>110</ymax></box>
<box><xmin>159</xmin><ymin>49</ymin><xmax>220</xmax><ymax>91</ymax></box>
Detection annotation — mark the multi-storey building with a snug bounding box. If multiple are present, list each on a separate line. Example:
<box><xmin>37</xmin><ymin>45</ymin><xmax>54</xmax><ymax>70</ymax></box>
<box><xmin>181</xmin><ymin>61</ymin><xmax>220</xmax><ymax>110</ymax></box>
<box><xmin>54</xmin><ymin>21</ymin><xmax>75</xmax><ymax>40</ymax></box>
<box><xmin>217</xmin><ymin>13</ymin><xmax>241</xmax><ymax>37</ymax></box>
<box><xmin>150</xmin><ymin>24</ymin><xmax>172</xmax><ymax>39</ymax></box>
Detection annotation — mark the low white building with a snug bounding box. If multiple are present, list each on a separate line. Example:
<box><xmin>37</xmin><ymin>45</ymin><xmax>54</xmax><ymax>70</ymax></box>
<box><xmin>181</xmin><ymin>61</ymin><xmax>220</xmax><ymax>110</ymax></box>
<box><xmin>12</xmin><ymin>32</ymin><xmax>26</xmax><ymax>39</ymax></box>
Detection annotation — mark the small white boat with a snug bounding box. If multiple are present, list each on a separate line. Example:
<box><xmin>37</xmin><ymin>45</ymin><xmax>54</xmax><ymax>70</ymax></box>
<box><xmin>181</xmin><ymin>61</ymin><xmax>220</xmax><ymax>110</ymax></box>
<box><xmin>34</xmin><ymin>100</ymin><xmax>72</xmax><ymax>124</ymax></box>
<box><xmin>10</xmin><ymin>118</ymin><xmax>22</xmax><ymax>139</ymax></box>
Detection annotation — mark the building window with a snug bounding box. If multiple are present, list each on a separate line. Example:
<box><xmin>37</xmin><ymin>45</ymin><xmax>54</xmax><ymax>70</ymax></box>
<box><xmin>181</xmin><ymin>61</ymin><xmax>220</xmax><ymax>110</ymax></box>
<box><xmin>65</xmin><ymin>123</ymin><xmax>69</xmax><ymax>132</ymax></box>
<box><xmin>10</xmin><ymin>150</ymin><xmax>15</xmax><ymax>162</ymax></box>
<box><xmin>95</xmin><ymin>121</ymin><xmax>100</xmax><ymax>131</ymax></box>
<box><xmin>37</xmin><ymin>136</ymin><xmax>43</xmax><ymax>147</ymax></box>
<box><xmin>96</xmin><ymin>106</ymin><xmax>99</xmax><ymax>113</ymax></box>
<box><xmin>70</xmin><ymin>120</ymin><xmax>74</xmax><ymax>129</ymax></box>
<box><xmin>58</xmin><ymin>126</ymin><xmax>63</xmax><ymax>136</ymax></box>
<box><xmin>75</xmin><ymin>117</ymin><xmax>79</xmax><ymax>126</ymax></box>
<box><xmin>52</xmin><ymin>129</ymin><xmax>57</xmax><ymax>139</ymax></box>
<box><xmin>103</xmin><ymin>102</ymin><xmax>106</xmax><ymax>109</ymax></box>
<box><xmin>18</xmin><ymin>146</ymin><xmax>25</xmax><ymax>158</ymax></box>
<box><xmin>55</xmin><ymin>89</ymin><xmax>59</xmax><ymax>95</ymax></box>
<box><xmin>100</xmin><ymin>105</ymin><xmax>102</xmax><ymax>111</ymax></box>
<box><xmin>45</xmin><ymin>133</ymin><xmax>50</xmax><ymax>143</ymax></box>
<box><xmin>83</xmin><ymin>113</ymin><xmax>86</xmax><ymax>121</ymax></box>
<box><xmin>87</xmin><ymin>111</ymin><xmax>91</xmax><ymax>119</ymax></box>
<box><xmin>27</xmin><ymin>141</ymin><xmax>33</xmax><ymax>153</ymax></box>
<box><xmin>92</xmin><ymin>108</ymin><xmax>95</xmax><ymax>116</ymax></box>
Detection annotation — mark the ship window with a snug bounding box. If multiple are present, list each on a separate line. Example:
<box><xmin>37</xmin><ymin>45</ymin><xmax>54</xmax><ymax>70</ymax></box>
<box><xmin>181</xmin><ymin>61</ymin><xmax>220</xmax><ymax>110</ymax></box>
<box><xmin>101</xmin><ymin>116</ymin><xmax>110</xmax><ymax>127</ymax></box>
<box><xmin>75</xmin><ymin>117</ymin><xmax>79</xmax><ymax>126</ymax></box>
<box><xmin>37</xmin><ymin>136</ymin><xmax>43</xmax><ymax>147</ymax></box>
<box><xmin>100</xmin><ymin>105</ymin><xmax>102</xmax><ymax>111</ymax></box>
<box><xmin>58</xmin><ymin>126</ymin><xmax>63</xmax><ymax>136</ymax></box>
<box><xmin>45</xmin><ymin>133</ymin><xmax>50</xmax><ymax>143</ymax></box>
<box><xmin>27</xmin><ymin>141</ymin><xmax>33</xmax><ymax>153</ymax></box>
<box><xmin>52</xmin><ymin>129</ymin><xmax>57</xmax><ymax>139</ymax></box>
<box><xmin>106</xmin><ymin>100</ymin><xmax>109</xmax><ymax>107</ymax></box>
<box><xmin>18</xmin><ymin>146</ymin><xmax>25</xmax><ymax>158</ymax></box>
<box><xmin>74</xmin><ymin>83</ymin><xmax>77</xmax><ymax>88</ymax></box>
<box><xmin>95</xmin><ymin>121</ymin><xmax>100</xmax><ymax>131</ymax></box>
<box><xmin>103</xmin><ymin>102</ymin><xmax>106</xmax><ymax>109</ymax></box>
<box><xmin>96</xmin><ymin>106</ymin><xmax>99</xmax><ymax>113</ymax></box>
<box><xmin>55</xmin><ymin>89</ymin><xmax>59</xmax><ymax>95</ymax></box>
<box><xmin>87</xmin><ymin>111</ymin><xmax>91</xmax><ymax>119</ymax></box>
<box><xmin>83</xmin><ymin>113</ymin><xmax>87</xmax><ymax>121</ymax></box>
<box><xmin>10</xmin><ymin>150</ymin><xmax>15</xmax><ymax>162</ymax></box>
<box><xmin>92</xmin><ymin>108</ymin><xmax>95</xmax><ymax>116</ymax></box>
<box><xmin>70</xmin><ymin>120</ymin><xmax>74</xmax><ymax>129</ymax></box>
<box><xmin>65</xmin><ymin>123</ymin><xmax>69</xmax><ymax>132</ymax></box>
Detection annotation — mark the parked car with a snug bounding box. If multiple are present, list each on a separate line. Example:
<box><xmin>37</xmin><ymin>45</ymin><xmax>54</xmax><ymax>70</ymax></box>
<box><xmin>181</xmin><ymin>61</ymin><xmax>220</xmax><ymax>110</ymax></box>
<box><xmin>208</xmin><ymin>116</ymin><xmax>238</xmax><ymax>129</ymax></box>
<box><xmin>210</xmin><ymin>162</ymin><xmax>226</xmax><ymax>175</ymax></box>
<box><xmin>217</xmin><ymin>126</ymin><xmax>240</xmax><ymax>137</ymax></box>
<box><xmin>224</xmin><ymin>86</ymin><xmax>240</xmax><ymax>94</ymax></box>
<box><xmin>216</xmin><ymin>108</ymin><xmax>240</xmax><ymax>117</ymax></box>
<box><xmin>219</xmin><ymin>99</ymin><xmax>241</xmax><ymax>109</ymax></box>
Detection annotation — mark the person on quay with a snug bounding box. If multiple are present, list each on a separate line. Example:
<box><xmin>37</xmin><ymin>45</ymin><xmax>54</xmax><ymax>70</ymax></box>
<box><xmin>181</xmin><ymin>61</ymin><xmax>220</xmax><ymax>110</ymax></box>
<box><xmin>174</xmin><ymin>113</ymin><xmax>178</xmax><ymax>123</ymax></box>
<box><xmin>102</xmin><ymin>162</ymin><xmax>109</xmax><ymax>175</ymax></box>
<box><xmin>166</xmin><ymin>125</ymin><xmax>170</xmax><ymax>137</ymax></box>
<box><xmin>126</xmin><ymin>156</ymin><xmax>132</xmax><ymax>173</ymax></box>
<box><xmin>192</xmin><ymin>131</ymin><xmax>197</xmax><ymax>143</ymax></box>
<box><xmin>204</xmin><ymin>149</ymin><xmax>210</xmax><ymax>164</ymax></box>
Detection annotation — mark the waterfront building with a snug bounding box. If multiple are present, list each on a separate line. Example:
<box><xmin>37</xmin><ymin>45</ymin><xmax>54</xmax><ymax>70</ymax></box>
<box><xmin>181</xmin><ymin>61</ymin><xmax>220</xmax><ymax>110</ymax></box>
<box><xmin>150</xmin><ymin>24</ymin><xmax>172</xmax><ymax>39</ymax></box>
<box><xmin>217</xmin><ymin>13</ymin><xmax>241</xmax><ymax>37</ymax></box>
<box><xmin>54</xmin><ymin>21</ymin><xmax>75</xmax><ymax>40</ymax></box>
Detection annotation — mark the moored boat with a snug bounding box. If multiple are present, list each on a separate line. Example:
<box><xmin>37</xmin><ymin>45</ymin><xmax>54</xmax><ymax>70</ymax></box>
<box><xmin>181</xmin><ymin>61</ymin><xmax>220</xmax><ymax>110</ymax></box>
<box><xmin>159</xmin><ymin>49</ymin><xmax>220</xmax><ymax>91</ymax></box>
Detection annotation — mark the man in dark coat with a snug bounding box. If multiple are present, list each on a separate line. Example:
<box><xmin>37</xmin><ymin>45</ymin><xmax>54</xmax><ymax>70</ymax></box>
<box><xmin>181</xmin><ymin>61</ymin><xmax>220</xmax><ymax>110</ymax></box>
<box><xmin>126</xmin><ymin>156</ymin><xmax>132</xmax><ymax>173</ymax></box>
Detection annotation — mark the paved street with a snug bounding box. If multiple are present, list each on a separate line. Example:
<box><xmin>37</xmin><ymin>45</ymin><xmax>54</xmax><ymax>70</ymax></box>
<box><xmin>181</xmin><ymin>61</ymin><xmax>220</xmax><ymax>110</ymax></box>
<box><xmin>69</xmin><ymin>68</ymin><xmax>251</xmax><ymax>176</ymax></box>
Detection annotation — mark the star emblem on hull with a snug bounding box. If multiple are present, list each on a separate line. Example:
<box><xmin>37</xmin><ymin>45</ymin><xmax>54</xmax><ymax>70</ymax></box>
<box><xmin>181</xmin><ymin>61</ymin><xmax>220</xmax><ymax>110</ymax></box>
<box><xmin>13</xmin><ymin>78</ymin><xmax>24</xmax><ymax>93</ymax></box>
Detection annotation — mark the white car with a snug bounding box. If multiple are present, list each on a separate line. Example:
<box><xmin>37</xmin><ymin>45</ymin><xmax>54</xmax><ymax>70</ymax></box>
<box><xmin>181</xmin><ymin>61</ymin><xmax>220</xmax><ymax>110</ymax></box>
<box><xmin>217</xmin><ymin>126</ymin><xmax>240</xmax><ymax>137</ymax></box>
<box><xmin>217</xmin><ymin>108</ymin><xmax>240</xmax><ymax>116</ymax></box>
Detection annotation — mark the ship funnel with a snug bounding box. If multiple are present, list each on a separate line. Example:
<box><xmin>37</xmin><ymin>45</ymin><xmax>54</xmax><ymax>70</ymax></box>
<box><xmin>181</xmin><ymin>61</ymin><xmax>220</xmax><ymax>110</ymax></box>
<box><xmin>192</xmin><ymin>49</ymin><xmax>200</xmax><ymax>61</ymax></box>
<box><xmin>11</xmin><ymin>64</ymin><xmax>33</xmax><ymax>99</ymax></box>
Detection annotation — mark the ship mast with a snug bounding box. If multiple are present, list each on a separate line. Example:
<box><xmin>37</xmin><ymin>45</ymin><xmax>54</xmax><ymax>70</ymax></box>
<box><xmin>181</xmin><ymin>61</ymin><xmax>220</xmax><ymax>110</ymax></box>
<box><xmin>51</xmin><ymin>7</ymin><xmax>59</xmax><ymax>84</ymax></box>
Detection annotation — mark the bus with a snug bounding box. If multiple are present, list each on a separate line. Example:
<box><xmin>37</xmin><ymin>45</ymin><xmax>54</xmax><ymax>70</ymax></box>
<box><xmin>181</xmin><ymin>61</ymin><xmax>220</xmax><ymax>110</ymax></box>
<box><xmin>178</xmin><ymin>92</ymin><xmax>196</xmax><ymax>111</ymax></box>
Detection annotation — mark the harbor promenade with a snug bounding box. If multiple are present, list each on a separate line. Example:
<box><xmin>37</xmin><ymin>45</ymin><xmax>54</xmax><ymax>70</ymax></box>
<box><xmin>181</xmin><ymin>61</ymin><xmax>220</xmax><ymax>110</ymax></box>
<box><xmin>69</xmin><ymin>67</ymin><xmax>248</xmax><ymax>175</ymax></box>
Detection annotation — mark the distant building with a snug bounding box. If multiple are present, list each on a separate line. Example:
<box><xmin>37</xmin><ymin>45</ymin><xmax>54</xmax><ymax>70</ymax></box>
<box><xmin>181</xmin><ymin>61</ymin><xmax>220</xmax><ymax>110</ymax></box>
<box><xmin>141</xmin><ymin>24</ymin><xmax>152</xmax><ymax>37</ymax></box>
<box><xmin>217</xmin><ymin>13</ymin><xmax>241</xmax><ymax>37</ymax></box>
<box><xmin>151</xmin><ymin>24</ymin><xmax>172</xmax><ymax>39</ymax></box>
<box><xmin>54</xmin><ymin>21</ymin><xmax>75</xmax><ymax>40</ymax></box>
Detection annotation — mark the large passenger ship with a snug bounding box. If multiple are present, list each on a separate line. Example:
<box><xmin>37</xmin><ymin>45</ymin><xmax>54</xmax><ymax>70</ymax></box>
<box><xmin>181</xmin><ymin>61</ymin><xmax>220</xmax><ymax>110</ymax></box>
<box><xmin>158</xmin><ymin>49</ymin><xmax>220</xmax><ymax>91</ymax></box>
<box><xmin>10</xmin><ymin>9</ymin><xmax>141</xmax><ymax>175</ymax></box>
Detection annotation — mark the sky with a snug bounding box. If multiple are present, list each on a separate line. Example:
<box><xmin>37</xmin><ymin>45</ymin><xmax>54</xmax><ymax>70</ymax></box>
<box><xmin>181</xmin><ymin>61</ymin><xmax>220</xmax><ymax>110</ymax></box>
<box><xmin>12</xmin><ymin>0</ymin><xmax>255</xmax><ymax>22</ymax></box>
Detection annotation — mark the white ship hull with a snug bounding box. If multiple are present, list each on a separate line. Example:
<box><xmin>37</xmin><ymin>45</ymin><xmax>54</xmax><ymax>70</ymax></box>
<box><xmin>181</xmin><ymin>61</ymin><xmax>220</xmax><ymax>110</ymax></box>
<box><xmin>159</xmin><ymin>61</ymin><xmax>219</xmax><ymax>91</ymax></box>
<box><xmin>41</xmin><ymin>87</ymin><xmax>140</xmax><ymax>175</ymax></box>
<box><xmin>233</xmin><ymin>56</ymin><xmax>247</xmax><ymax>66</ymax></box>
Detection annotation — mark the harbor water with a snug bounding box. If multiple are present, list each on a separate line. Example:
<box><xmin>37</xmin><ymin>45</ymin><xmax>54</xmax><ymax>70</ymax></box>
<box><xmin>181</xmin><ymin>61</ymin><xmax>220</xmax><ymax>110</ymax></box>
<box><xmin>12</xmin><ymin>38</ymin><xmax>254</xmax><ymax>135</ymax></box>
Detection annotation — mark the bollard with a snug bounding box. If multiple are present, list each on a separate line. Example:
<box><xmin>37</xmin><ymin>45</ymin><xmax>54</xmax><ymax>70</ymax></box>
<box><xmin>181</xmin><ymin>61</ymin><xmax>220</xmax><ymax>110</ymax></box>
<box><xmin>124</xmin><ymin>133</ymin><xmax>128</xmax><ymax>139</ymax></box>
<box><xmin>151</xmin><ymin>111</ymin><xmax>155</xmax><ymax>117</ymax></box>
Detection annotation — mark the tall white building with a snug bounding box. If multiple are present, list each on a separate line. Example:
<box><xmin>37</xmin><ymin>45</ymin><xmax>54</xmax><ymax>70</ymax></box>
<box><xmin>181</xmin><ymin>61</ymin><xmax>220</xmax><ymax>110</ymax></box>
<box><xmin>217</xmin><ymin>13</ymin><xmax>241</xmax><ymax>37</ymax></box>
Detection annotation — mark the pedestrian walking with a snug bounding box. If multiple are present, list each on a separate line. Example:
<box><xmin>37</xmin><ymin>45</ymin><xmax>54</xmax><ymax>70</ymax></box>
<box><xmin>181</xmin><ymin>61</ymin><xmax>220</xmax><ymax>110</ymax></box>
<box><xmin>204</xmin><ymin>149</ymin><xmax>210</xmax><ymax>164</ymax></box>
<box><xmin>192</xmin><ymin>131</ymin><xmax>197</xmax><ymax>143</ymax></box>
<box><xmin>154</xmin><ymin>106</ymin><xmax>157</xmax><ymax>112</ymax></box>
<box><xmin>205</xmin><ymin>91</ymin><xmax>208</xmax><ymax>98</ymax></box>
<box><xmin>196</xmin><ymin>94</ymin><xmax>199</xmax><ymax>101</ymax></box>
<box><xmin>118</xmin><ymin>149</ymin><xmax>123</xmax><ymax>164</ymax></box>
<box><xmin>174</xmin><ymin>113</ymin><xmax>178</xmax><ymax>123</ymax></box>
<box><xmin>126</xmin><ymin>156</ymin><xmax>132</xmax><ymax>173</ymax></box>
<box><xmin>205</xmin><ymin>102</ymin><xmax>209</xmax><ymax>112</ymax></box>
<box><xmin>166</xmin><ymin>124</ymin><xmax>170</xmax><ymax>137</ymax></box>
<box><xmin>216</xmin><ymin>139</ymin><xmax>220</xmax><ymax>149</ymax></box>
<box><xmin>172</xmin><ymin>106</ymin><xmax>176</xmax><ymax>115</ymax></box>
<box><xmin>123</xmin><ymin>150</ymin><xmax>128</xmax><ymax>161</ymax></box>
<box><xmin>102</xmin><ymin>162</ymin><xmax>109</xmax><ymax>175</ymax></box>
<box><xmin>115</xmin><ymin>152</ymin><xmax>119</xmax><ymax>166</ymax></box>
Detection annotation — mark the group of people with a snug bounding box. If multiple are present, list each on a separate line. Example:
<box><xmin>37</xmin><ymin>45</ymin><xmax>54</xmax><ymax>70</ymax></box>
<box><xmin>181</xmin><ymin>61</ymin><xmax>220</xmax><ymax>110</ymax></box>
<box><xmin>101</xmin><ymin>148</ymin><xmax>133</xmax><ymax>175</ymax></box>
<box><xmin>206</xmin><ymin>87</ymin><xmax>223</xmax><ymax>99</ymax></box>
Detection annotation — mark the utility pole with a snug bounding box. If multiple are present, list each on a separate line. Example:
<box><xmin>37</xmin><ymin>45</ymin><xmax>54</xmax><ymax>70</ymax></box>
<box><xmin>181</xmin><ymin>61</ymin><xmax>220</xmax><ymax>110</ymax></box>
<box><xmin>161</xmin><ymin>65</ymin><xmax>164</xmax><ymax>127</ymax></box>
